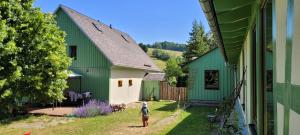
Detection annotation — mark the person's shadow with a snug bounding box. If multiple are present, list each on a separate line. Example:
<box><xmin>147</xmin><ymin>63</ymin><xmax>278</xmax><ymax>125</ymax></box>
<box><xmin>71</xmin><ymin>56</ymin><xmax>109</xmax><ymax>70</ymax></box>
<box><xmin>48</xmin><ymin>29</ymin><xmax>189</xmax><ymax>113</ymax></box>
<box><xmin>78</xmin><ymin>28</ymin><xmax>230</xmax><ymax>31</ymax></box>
<box><xmin>128</xmin><ymin>125</ymin><xmax>144</xmax><ymax>128</ymax></box>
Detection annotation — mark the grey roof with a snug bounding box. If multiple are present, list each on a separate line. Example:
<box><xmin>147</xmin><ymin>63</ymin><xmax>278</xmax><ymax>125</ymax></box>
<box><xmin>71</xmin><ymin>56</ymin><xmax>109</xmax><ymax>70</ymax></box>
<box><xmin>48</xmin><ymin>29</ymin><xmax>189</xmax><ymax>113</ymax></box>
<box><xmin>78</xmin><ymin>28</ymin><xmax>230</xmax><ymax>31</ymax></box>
<box><xmin>57</xmin><ymin>5</ymin><xmax>160</xmax><ymax>71</ymax></box>
<box><xmin>183</xmin><ymin>47</ymin><xmax>218</xmax><ymax>67</ymax></box>
<box><xmin>143</xmin><ymin>73</ymin><xmax>165</xmax><ymax>81</ymax></box>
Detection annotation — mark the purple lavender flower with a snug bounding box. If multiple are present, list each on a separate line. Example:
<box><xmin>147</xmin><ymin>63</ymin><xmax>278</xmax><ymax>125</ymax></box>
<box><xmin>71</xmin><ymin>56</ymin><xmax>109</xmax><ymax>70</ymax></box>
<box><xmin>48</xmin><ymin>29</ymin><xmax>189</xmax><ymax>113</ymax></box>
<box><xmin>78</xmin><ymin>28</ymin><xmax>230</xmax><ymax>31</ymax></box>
<box><xmin>73</xmin><ymin>100</ymin><xmax>112</xmax><ymax>117</ymax></box>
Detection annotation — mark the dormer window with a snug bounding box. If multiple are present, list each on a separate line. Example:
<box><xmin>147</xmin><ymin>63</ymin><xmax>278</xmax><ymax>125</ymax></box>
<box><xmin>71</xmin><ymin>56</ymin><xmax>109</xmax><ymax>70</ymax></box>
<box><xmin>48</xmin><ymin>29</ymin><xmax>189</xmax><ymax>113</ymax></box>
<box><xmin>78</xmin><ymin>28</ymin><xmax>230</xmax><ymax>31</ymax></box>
<box><xmin>92</xmin><ymin>22</ymin><xmax>102</xmax><ymax>32</ymax></box>
<box><xmin>121</xmin><ymin>34</ymin><xmax>129</xmax><ymax>43</ymax></box>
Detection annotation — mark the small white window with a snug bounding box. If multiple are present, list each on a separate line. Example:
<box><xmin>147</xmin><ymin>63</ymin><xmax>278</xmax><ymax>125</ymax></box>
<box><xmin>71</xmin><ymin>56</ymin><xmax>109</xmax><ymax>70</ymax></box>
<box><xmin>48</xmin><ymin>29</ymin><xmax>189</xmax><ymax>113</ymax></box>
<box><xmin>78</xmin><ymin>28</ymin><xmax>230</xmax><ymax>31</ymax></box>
<box><xmin>118</xmin><ymin>80</ymin><xmax>122</xmax><ymax>87</ymax></box>
<box><xmin>129</xmin><ymin>80</ymin><xmax>133</xmax><ymax>86</ymax></box>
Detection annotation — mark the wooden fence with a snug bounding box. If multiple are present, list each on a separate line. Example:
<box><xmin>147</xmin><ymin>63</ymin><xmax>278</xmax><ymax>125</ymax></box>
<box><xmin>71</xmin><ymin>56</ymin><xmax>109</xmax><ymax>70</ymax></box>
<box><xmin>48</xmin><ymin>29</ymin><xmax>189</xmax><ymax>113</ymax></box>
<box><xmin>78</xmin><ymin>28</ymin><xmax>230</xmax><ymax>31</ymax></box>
<box><xmin>159</xmin><ymin>81</ymin><xmax>187</xmax><ymax>101</ymax></box>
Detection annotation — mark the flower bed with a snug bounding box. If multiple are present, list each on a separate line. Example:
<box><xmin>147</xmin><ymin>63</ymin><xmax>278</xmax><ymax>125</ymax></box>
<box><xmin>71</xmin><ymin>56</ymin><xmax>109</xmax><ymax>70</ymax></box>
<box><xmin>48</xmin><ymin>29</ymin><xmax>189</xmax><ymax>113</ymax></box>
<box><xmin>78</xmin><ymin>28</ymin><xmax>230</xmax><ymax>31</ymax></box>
<box><xmin>73</xmin><ymin>100</ymin><xmax>112</xmax><ymax>117</ymax></box>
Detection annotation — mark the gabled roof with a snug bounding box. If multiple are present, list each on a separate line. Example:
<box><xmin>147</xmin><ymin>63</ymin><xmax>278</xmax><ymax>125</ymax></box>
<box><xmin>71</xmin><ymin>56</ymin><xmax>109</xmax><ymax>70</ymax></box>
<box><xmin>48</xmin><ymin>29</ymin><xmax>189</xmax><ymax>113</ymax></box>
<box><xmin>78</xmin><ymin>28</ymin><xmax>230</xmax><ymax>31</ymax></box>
<box><xmin>183</xmin><ymin>47</ymin><xmax>219</xmax><ymax>66</ymax></box>
<box><xmin>143</xmin><ymin>73</ymin><xmax>165</xmax><ymax>81</ymax></box>
<box><xmin>56</xmin><ymin>5</ymin><xmax>160</xmax><ymax>72</ymax></box>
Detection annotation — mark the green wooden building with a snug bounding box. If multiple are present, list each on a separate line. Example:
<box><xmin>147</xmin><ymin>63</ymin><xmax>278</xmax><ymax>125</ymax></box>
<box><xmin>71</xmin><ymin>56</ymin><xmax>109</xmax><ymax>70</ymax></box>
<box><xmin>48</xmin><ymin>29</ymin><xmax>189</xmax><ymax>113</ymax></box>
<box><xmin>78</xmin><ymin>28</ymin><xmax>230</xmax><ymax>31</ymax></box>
<box><xmin>54</xmin><ymin>5</ymin><xmax>160</xmax><ymax>104</ymax></box>
<box><xmin>142</xmin><ymin>73</ymin><xmax>165</xmax><ymax>100</ymax></box>
<box><xmin>185</xmin><ymin>48</ymin><xmax>235</xmax><ymax>102</ymax></box>
<box><xmin>199</xmin><ymin>0</ymin><xmax>300</xmax><ymax>134</ymax></box>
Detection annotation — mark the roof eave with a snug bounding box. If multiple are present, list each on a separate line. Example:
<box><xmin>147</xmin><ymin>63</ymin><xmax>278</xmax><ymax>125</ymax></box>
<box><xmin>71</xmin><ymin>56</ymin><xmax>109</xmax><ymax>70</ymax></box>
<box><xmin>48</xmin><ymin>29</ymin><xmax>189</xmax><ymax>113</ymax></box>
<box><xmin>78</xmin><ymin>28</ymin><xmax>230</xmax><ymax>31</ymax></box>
<box><xmin>199</xmin><ymin>0</ymin><xmax>228</xmax><ymax>63</ymax></box>
<box><xmin>112</xmin><ymin>64</ymin><xmax>161</xmax><ymax>72</ymax></box>
<box><xmin>182</xmin><ymin>47</ymin><xmax>218</xmax><ymax>68</ymax></box>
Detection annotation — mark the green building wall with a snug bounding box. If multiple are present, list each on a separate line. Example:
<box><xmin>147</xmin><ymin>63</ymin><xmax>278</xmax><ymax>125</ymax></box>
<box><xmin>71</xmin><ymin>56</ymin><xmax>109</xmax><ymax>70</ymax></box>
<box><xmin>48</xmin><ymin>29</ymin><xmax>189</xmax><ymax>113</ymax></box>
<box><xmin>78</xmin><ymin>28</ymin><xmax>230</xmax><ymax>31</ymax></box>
<box><xmin>186</xmin><ymin>48</ymin><xmax>235</xmax><ymax>101</ymax></box>
<box><xmin>273</xmin><ymin>0</ymin><xmax>300</xmax><ymax>135</ymax></box>
<box><xmin>142</xmin><ymin>81</ymin><xmax>160</xmax><ymax>100</ymax></box>
<box><xmin>55</xmin><ymin>9</ymin><xmax>111</xmax><ymax>101</ymax></box>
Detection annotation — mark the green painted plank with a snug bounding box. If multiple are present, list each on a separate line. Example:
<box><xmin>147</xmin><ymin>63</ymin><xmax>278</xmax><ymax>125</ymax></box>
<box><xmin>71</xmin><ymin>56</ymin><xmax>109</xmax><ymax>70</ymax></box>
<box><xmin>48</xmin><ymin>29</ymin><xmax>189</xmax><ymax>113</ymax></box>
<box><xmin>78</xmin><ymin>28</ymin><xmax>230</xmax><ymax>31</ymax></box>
<box><xmin>143</xmin><ymin>81</ymin><xmax>160</xmax><ymax>100</ymax></box>
<box><xmin>55</xmin><ymin>9</ymin><xmax>111</xmax><ymax>101</ymax></box>
<box><xmin>187</xmin><ymin>48</ymin><xmax>235</xmax><ymax>101</ymax></box>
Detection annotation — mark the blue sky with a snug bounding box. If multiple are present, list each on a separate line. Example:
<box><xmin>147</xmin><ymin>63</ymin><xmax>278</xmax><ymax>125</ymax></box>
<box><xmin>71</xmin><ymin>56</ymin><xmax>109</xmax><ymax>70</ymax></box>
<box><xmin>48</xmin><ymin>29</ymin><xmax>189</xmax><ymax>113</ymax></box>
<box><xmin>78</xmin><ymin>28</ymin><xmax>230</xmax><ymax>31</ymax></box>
<box><xmin>34</xmin><ymin>0</ymin><xmax>209</xmax><ymax>44</ymax></box>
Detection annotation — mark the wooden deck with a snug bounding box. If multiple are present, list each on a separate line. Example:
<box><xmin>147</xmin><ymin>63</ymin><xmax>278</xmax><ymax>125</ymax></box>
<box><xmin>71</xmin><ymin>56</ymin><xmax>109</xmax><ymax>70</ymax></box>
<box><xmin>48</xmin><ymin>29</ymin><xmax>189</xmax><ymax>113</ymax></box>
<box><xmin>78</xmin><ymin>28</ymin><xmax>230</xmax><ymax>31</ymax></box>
<box><xmin>28</xmin><ymin>107</ymin><xmax>75</xmax><ymax>116</ymax></box>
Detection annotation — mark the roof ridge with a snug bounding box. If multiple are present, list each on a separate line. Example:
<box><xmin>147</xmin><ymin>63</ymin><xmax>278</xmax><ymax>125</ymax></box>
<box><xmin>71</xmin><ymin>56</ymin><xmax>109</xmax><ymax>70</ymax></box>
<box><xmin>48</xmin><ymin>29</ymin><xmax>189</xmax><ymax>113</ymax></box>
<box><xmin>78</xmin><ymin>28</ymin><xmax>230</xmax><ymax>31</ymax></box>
<box><xmin>59</xmin><ymin>5</ymin><xmax>133</xmax><ymax>40</ymax></box>
<box><xmin>56</xmin><ymin>5</ymin><xmax>160</xmax><ymax>72</ymax></box>
<box><xmin>59</xmin><ymin>5</ymin><xmax>100</xmax><ymax>24</ymax></box>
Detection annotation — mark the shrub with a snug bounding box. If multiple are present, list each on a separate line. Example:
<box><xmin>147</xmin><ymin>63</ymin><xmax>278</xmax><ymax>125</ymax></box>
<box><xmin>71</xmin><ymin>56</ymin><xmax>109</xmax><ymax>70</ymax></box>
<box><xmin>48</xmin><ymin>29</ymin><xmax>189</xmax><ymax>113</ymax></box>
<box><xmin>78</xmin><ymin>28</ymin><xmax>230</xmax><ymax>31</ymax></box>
<box><xmin>152</xmin><ymin>49</ymin><xmax>170</xmax><ymax>61</ymax></box>
<box><xmin>73</xmin><ymin>100</ymin><xmax>112</xmax><ymax>117</ymax></box>
<box><xmin>165</xmin><ymin>58</ymin><xmax>183</xmax><ymax>86</ymax></box>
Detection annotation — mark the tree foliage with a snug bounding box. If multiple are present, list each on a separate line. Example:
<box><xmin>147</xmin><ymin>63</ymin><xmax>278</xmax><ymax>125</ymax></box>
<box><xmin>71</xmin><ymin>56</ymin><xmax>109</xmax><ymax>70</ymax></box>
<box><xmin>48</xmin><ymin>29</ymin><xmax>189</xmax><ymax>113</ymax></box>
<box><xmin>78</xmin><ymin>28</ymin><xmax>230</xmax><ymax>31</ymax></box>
<box><xmin>164</xmin><ymin>57</ymin><xmax>183</xmax><ymax>86</ymax></box>
<box><xmin>0</xmin><ymin>0</ymin><xmax>71</xmax><ymax>114</ymax></box>
<box><xmin>151</xmin><ymin>41</ymin><xmax>186</xmax><ymax>52</ymax></box>
<box><xmin>207</xmin><ymin>31</ymin><xmax>218</xmax><ymax>50</ymax></box>
<box><xmin>152</xmin><ymin>49</ymin><xmax>170</xmax><ymax>61</ymax></box>
<box><xmin>138</xmin><ymin>43</ymin><xmax>148</xmax><ymax>53</ymax></box>
<box><xmin>183</xmin><ymin>20</ymin><xmax>210</xmax><ymax>62</ymax></box>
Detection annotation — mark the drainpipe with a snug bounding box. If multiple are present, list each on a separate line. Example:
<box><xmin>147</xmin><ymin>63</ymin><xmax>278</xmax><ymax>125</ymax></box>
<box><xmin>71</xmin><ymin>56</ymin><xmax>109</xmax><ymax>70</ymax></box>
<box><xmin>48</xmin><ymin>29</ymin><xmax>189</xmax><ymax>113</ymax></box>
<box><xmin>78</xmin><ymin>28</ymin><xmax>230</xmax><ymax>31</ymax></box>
<box><xmin>199</xmin><ymin>0</ymin><xmax>228</xmax><ymax>63</ymax></box>
<box><xmin>234</xmin><ymin>65</ymin><xmax>237</xmax><ymax>89</ymax></box>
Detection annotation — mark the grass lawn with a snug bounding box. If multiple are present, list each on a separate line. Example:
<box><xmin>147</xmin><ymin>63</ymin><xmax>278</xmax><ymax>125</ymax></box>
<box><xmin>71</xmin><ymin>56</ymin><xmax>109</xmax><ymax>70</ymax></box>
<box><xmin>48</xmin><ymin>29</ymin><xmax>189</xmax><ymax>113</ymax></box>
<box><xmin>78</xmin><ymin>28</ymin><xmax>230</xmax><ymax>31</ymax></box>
<box><xmin>147</xmin><ymin>48</ymin><xmax>183</xmax><ymax>70</ymax></box>
<box><xmin>159</xmin><ymin>106</ymin><xmax>215</xmax><ymax>135</ymax></box>
<box><xmin>0</xmin><ymin>101</ymin><xmax>214</xmax><ymax>135</ymax></box>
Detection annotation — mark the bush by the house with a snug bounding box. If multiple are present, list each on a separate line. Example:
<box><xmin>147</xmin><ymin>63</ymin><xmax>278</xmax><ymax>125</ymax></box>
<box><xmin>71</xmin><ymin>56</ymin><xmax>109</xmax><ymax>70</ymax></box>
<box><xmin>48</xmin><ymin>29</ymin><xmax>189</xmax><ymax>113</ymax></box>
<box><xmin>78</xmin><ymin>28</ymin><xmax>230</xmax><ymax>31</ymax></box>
<box><xmin>0</xmin><ymin>0</ymin><xmax>71</xmax><ymax>116</ymax></box>
<box><xmin>152</xmin><ymin>49</ymin><xmax>170</xmax><ymax>61</ymax></box>
<box><xmin>165</xmin><ymin>57</ymin><xmax>183</xmax><ymax>86</ymax></box>
<box><xmin>111</xmin><ymin>104</ymin><xmax>127</xmax><ymax>112</ymax></box>
<box><xmin>73</xmin><ymin>100</ymin><xmax>112</xmax><ymax>117</ymax></box>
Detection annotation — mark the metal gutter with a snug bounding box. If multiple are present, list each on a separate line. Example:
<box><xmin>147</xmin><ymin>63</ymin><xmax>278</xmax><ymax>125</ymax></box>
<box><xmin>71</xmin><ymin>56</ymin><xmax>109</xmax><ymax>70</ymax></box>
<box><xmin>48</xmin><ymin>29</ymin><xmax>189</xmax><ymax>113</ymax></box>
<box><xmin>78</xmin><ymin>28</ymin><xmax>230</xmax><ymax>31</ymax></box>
<box><xmin>199</xmin><ymin>0</ymin><xmax>228</xmax><ymax>63</ymax></box>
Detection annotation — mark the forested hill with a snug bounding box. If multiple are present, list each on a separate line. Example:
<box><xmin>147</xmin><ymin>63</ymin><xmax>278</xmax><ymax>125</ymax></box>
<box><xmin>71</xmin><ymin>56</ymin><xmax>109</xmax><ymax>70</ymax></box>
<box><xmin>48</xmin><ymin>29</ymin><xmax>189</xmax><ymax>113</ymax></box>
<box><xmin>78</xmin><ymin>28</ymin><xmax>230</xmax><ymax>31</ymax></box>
<box><xmin>139</xmin><ymin>41</ymin><xmax>186</xmax><ymax>52</ymax></box>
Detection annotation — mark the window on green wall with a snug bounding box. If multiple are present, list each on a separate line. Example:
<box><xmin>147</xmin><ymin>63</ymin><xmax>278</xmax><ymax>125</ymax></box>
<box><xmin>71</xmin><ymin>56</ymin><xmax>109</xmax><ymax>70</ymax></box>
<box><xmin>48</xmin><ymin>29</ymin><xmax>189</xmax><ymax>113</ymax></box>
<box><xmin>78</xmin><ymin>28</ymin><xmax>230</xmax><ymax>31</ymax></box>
<box><xmin>69</xmin><ymin>46</ymin><xmax>77</xmax><ymax>60</ymax></box>
<box><xmin>204</xmin><ymin>70</ymin><xmax>219</xmax><ymax>90</ymax></box>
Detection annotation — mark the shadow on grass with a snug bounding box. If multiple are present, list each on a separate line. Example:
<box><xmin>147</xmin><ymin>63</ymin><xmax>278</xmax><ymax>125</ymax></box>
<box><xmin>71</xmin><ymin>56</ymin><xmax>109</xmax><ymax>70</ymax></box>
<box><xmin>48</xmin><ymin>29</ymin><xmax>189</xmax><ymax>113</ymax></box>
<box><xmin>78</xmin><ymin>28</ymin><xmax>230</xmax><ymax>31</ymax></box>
<box><xmin>0</xmin><ymin>114</ymin><xmax>42</xmax><ymax>125</ymax></box>
<box><xmin>0</xmin><ymin>114</ymin><xmax>29</xmax><ymax>125</ymax></box>
<box><xmin>166</xmin><ymin>106</ymin><xmax>215</xmax><ymax>135</ymax></box>
<box><xmin>155</xmin><ymin>101</ymin><xmax>185</xmax><ymax>112</ymax></box>
<box><xmin>128</xmin><ymin>125</ymin><xmax>144</xmax><ymax>128</ymax></box>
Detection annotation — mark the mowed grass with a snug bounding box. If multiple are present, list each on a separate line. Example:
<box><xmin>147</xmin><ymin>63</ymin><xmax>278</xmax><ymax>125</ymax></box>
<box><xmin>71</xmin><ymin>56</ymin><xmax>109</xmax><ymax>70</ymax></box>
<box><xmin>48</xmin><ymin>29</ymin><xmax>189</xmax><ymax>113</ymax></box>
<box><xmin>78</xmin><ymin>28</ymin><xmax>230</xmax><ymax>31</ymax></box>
<box><xmin>0</xmin><ymin>101</ymin><xmax>214</xmax><ymax>135</ymax></box>
<box><xmin>0</xmin><ymin>101</ymin><xmax>178</xmax><ymax>135</ymax></box>
<box><xmin>147</xmin><ymin>48</ymin><xmax>183</xmax><ymax>70</ymax></box>
<box><xmin>158</xmin><ymin>106</ymin><xmax>215</xmax><ymax>135</ymax></box>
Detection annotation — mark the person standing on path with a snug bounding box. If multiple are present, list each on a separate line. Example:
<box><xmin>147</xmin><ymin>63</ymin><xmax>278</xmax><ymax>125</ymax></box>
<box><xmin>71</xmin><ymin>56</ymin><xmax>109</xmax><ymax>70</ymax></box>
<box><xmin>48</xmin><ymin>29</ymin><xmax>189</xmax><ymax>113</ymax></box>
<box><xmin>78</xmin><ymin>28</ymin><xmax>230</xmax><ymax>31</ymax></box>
<box><xmin>141</xmin><ymin>102</ymin><xmax>150</xmax><ymax>127</ymax></box>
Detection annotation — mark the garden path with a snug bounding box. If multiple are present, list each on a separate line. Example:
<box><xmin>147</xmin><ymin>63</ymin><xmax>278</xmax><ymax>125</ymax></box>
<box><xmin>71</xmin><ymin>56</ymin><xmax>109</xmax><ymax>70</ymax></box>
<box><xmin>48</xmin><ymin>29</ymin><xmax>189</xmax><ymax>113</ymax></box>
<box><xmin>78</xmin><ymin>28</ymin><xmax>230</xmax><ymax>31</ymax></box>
<box><xmin>105</xmin><ymin>110</ymin><xmax>181</xmax><ymax>135</ymax></box>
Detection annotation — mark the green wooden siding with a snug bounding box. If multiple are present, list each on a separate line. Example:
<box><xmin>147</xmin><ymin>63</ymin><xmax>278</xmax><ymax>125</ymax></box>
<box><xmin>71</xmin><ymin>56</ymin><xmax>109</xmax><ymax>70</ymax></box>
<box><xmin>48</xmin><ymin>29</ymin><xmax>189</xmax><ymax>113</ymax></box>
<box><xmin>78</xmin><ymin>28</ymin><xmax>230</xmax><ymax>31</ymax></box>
<box><xmin>67</xmin><ymin>78</ymin><xmax>81</xmax><ymax>92</ymax></box>
<box><xmin>187</xmin><ymin>48</ymin><xmax>235</xmax><ymax>101</ymax></box>
<box><xmin>273</xmin><ymin>0</ymin><xmax>300</xmax><ymax>134</ymax></box>
<box><xmin>142</xmin><ymin>81</ymin><xmax>160</xmax><ymax>100</ymax></box>
<box><xmin>55</xmin><ymin>9</ymin><xmax>111</xmax><ymax>101</ymax></box>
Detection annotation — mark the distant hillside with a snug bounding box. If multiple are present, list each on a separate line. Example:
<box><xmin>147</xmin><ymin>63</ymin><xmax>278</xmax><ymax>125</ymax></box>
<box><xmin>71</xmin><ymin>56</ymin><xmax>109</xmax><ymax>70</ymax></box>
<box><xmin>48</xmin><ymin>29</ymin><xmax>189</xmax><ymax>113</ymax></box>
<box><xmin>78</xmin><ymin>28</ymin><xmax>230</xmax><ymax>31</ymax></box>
<box><xmin>147</xmin><ymin>48</ymin><xmax>183</xmax><ymax>70</ymax></box>
<box><xmin>139</xmin><ymin>41</ymin><xmax>186</xmax><ymax>52</ymax></box>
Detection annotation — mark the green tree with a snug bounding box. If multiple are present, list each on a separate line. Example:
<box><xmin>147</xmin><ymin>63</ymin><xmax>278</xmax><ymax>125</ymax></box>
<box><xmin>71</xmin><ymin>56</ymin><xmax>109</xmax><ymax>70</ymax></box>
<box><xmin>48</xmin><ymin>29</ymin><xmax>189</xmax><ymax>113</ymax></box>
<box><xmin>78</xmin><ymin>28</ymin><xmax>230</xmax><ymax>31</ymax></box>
<box><xmin>164</xmin><ymin>58</ymin><xmax>183</xmax><ymax>86</ymax></box>
<box><xmin>138</xmin><ymin>43</ymin><xmax>148</xmax><ymax>53</ymax></box>
<box><xmin>207</xmin><ymin>32</ymin><xmax>218</xmax><ymax>50</ymax></box>
<box><xmin>0</xmin><ymin>0</ymin><xmax>71</xmax><ymax>114</ymax></box>
<box><xmin>152</xmin><ymin>49</ymin><xmax>170</xmax><ymax>61</ymax></box>
<box><xmin>183</xmin><ymin>20</ymin><xmax>210</xmax><ymax>62</ymax></box>
<box><xmin>151</xmin><ymin>41</ymin><xmax>186</xmax><ymax>52</ymax></box>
